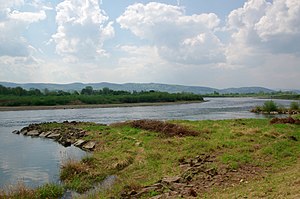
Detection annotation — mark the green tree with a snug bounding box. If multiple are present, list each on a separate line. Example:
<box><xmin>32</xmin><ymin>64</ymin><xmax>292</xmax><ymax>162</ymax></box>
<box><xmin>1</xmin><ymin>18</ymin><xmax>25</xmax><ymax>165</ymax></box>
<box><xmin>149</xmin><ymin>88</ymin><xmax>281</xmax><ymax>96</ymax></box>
<box><xmin>81</xmin><ymin>86</ymin><xmax>93</xmax><ymax>95</ymax></box>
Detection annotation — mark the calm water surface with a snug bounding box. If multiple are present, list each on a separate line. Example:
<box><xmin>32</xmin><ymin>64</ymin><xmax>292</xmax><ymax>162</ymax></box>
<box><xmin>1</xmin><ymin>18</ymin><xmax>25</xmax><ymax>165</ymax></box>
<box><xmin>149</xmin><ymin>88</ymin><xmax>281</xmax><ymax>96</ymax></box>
<box><xmin>0</xmin><ymin>97</ymin><xmax>295</xmax><ymax>188</ymax></box>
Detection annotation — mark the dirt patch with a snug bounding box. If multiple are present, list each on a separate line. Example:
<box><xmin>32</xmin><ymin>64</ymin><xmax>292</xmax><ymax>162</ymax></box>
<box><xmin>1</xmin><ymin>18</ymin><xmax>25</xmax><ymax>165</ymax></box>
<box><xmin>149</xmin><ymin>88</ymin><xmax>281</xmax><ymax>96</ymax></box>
<box><xmin>126</xmin><ymin>120</ymin><xmax>199</xmax><ymax>137</ymax></box>
<box><xmin>270</xmin><ymin>117</ymin><xmax>300</xmax><ymax>125</ymax></box>
<box><xmin>120</xmin><ymin>154</ymin><xmax>263</xmax><ymax>198</ymax></box>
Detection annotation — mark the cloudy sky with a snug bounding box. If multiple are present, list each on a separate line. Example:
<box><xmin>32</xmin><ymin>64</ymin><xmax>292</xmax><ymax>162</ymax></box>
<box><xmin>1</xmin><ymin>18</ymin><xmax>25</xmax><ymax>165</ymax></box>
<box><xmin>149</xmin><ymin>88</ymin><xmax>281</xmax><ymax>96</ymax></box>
<box><xmin>0</xmin><ymin>0</ymin><xmax>299</xmax><ymax>89</ymax></box>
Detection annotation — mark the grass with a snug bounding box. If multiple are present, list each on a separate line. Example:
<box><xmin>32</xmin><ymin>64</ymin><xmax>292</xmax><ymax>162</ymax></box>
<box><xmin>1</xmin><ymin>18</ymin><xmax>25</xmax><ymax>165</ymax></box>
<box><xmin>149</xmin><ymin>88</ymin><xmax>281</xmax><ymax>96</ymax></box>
<box><xmin>58</xmin><ymin>118</ymin><xmax>300</xmax><ymax>198</ymax></box>
<box><xmin>1</xmin><ymin>117</ymin><xmax>300</xmax><ymax>198</ymax></box>
<box><xmin>0</xmin><ymin>183</ymin><xmax>64</xmax><ymax>199</ymax></box>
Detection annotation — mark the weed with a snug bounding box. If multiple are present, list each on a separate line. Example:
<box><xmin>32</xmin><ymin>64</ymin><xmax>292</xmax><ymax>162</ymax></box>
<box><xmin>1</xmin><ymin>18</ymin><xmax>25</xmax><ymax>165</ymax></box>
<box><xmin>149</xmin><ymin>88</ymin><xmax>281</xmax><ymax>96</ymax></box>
<box><xmin>36</xmin><ymin>183</ymin><xmax>64</xmax><ymax>199</ymax></box>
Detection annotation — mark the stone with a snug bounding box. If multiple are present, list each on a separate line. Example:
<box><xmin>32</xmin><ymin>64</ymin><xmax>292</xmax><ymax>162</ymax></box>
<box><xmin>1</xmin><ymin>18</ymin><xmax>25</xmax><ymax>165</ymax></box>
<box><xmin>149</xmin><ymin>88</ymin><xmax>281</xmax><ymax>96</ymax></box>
<box><xmin>12</xmin><ymin>130</ymin><xmax>20</xmax><ymax>134</ymax></box>
<box><xmin>20</xmin><ymin>129</ymin><xmax>28</xmax><ymax>135</ymax></box>
<box><xmin>74</xmin><ymin>139</ymin><xmax>86</xmax><ymax>147</ymax></box>
<box><xmin>135</xmin><ymin>142</ymin><xmax>142</xmax><ymax>147</ymax></box>
<box><xmin>47</xmin><ymin>133</ymin><xmax>61</xmax><ymax>139</ymax></box>
<box><xmin>39</xmin><ymin>131</ymin><xmax>51</xmax><ymax>138</ymax></box>
<box><xmin>27</xmin><ymin>130</ymin><xmax>40</xmax><ymax>136</ymax></box>
<box><xmin>58</xmin><ymin>138</ymin><xmax>72</xmax><ymax>147</ymax></box>
<box><xmin>162</xmin><ymin>176</ymin><xmax>181</xmax><ymax>184</ymax></box>
<box><xmin>83</xmin><ymin>141</ymin><xmax>96</xmax><ymax>150</ymax></box>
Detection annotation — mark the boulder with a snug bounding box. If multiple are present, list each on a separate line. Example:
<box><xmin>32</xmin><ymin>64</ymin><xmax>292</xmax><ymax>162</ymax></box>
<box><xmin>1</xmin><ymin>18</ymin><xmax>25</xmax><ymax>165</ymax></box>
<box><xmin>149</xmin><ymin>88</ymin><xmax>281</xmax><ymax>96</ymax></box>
<box><xmin>58</xmin><ymin>138</ymin><xmax>72</xmax><ymax>147</ymax></box>
<box><xmin>27</xmin><ymin>130</ymin><xmax>40</xmax><ymax>136</ymax></box>
<box><xmin>74</xmin><ymin>139</ymin><xmax>86</xmax><ymax>147</ymax></box>
<box><xmin>47</xmin><ymin>133</ymin><xmax>61</xmax><ymax>139</ymax></box>
<box><xmin>20</xmin><ymin>129</ymin><xmax>28</xmax><ymax>135</ymax></box>
<box><xmin>39</xmin><ymin>131</ymin><xmax>52</xmax><ymax>138</ymax></box>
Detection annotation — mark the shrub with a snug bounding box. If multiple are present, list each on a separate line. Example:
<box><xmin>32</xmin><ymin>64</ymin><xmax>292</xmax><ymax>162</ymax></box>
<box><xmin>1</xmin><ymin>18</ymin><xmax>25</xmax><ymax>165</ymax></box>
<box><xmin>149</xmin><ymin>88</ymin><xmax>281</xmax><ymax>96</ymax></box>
<box><xmin>290</xmin><ymin>101</ymin><xmax>299</xmax><ymax>110</ymax></box>
<box><xmin>262</xmin><ymin>100</ymin><xmax>278</xmax><ymax>113</ymax></box>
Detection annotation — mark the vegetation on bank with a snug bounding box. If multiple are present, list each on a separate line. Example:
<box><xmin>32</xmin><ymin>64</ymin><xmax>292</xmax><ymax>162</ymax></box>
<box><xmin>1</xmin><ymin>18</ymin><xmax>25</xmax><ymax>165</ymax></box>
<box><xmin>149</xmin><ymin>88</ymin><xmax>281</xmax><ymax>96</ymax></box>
<box><xmin>0</xmin><ymin>85</ymin><xmax>203</xmax><ymax>106</ymax></box>
<box><xmin>0</xmin><ymin>183</ymin><xmax>64</xmax><ymax>199</ymax></box>
<box><xmin>203</xmin><ymin>90</ymin><xmax>300</xmax><ymax>100</ymax></box>
<box><xmin>2</xmin><ymin>116</ymin><xmax>299</xmax><ymax>198</ymax></box>
<box><xmin>251</xmin><ymin>100</ymin><xmax>300</xmax><ymax>114</ymax></box>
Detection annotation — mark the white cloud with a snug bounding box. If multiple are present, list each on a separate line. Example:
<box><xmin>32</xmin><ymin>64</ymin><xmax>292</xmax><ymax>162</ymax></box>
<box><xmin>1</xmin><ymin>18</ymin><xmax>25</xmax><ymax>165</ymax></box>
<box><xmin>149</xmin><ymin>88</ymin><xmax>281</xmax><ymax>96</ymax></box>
<box><xmin>225</xmin><ymin>0</ymin><xmax>300</xmax><ymax>66</ymax></box>
<box><xmin>8</xmin><ymin>10</ymin><xmax>46</xmax><ymax>23</ymax></box>
<box><xmin>255</xmin><ymin>0</ymin><xmax>300</xmax><ymax>40</ymax></box>
<box><xmin>0</xmin><ymin>1</ymin><xmax>47</xmax><ymax>58</ymax></box>
<box><xmin>117</xmin><ymin>2</ymin><xmax>224</xmax><ymax>65</ymax></box>
<box><xmin>0</xmin><ymin>0</ymin><xmax>24</xmax><ymax>9</ymax></box>
<box><xmin>52</xmin><ymin>0</ymin><xmax>115</xmax><ymax>61</ymax></box>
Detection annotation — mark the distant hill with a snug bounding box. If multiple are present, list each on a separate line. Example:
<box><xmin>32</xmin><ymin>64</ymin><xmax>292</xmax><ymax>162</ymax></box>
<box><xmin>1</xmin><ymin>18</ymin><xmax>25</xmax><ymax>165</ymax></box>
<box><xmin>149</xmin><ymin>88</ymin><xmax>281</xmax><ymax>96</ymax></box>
<box><xmin>219</xmin><ymin>87</ymin><xmax>275</xmax><ymax>94</ymax></box>
<box><xmin>0</xmin><ymin>82</ymin><xmax>278</xmax><ymax>94</ymax></box>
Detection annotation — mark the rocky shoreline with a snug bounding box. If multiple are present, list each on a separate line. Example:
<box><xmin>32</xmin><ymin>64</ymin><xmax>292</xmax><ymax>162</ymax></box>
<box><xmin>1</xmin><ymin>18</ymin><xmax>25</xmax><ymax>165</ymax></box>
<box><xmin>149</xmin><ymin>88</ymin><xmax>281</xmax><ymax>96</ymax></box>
<box><xmin>250</xmin><ymin>109</ymin><xmax>300</xmax><ymax>115</ymax></box>
<box><xmin>12</xmin><ymin>121</ymin><xmax>98</xmax><ymax>151</ymax></box>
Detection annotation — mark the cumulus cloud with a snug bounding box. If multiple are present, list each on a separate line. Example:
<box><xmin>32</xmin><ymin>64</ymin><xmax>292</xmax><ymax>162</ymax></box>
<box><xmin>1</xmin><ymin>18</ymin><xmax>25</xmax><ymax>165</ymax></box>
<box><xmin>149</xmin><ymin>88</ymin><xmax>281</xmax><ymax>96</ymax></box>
<box><xmin>52</xmin><ymin>0</ymin><xmax>115</xmax><ymax>62</ymax></box>
<box><xmin>117</xmin><ymin>2</ymin><xmax>225</xmax><ymax>65</ymax></box>
<box><xmin>226</xmin><ymin>0</ymin><xmax>300</xmax><ymax>66</ymax></box>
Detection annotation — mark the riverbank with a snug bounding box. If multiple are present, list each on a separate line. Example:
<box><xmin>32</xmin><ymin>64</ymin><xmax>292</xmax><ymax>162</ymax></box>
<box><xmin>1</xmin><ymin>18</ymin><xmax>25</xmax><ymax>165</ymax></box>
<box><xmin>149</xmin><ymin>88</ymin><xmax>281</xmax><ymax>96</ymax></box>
<box><xmin>3</xmin><ymin>115</ymin><xmax>299</xmax><ymax>198</ymax></box>
<box><xmin>0</xmin><ymin>100</ymin><xmax>204</xmax><ymax>112</ymax></box>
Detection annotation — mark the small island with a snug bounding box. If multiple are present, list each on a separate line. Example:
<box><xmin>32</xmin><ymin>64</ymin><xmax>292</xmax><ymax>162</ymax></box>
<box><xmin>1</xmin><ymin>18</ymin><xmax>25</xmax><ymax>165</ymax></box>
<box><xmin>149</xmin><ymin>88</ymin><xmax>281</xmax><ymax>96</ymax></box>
<box><xmin>251</xmin><ymin>100</ymin><xmax>300</xmax><ymax>115</ymax></box>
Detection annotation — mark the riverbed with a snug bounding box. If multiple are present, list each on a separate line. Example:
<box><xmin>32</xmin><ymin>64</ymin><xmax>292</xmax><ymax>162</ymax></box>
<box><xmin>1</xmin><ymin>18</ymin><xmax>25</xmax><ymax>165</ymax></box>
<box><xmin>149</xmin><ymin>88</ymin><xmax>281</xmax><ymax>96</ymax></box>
<box><xmin>0</xmin><ymin>97</ymin><xmax>295</xmax><ymax>188</ymax></box>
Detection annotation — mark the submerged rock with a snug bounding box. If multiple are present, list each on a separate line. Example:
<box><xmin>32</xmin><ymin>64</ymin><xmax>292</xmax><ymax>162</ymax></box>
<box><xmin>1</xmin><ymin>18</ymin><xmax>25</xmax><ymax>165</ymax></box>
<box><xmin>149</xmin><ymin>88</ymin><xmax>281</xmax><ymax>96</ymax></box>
<box><xmin>18</xmin><ymin>122</ymin><xmax>99</xmax><ymax>151</ymax></box>
<box><xmin>12</xmin><ymin>130</ymin><xmax>20</xmax><ymax>134</ymax></box>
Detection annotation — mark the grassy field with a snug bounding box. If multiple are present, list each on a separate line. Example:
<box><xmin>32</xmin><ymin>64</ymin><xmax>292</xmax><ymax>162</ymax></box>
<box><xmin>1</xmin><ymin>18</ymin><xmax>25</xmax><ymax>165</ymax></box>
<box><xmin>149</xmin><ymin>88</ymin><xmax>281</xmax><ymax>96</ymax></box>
<box><xmin>1</xmin><ymin>116</ymin><xmax>300</xmax><ymax>198</ymax></box>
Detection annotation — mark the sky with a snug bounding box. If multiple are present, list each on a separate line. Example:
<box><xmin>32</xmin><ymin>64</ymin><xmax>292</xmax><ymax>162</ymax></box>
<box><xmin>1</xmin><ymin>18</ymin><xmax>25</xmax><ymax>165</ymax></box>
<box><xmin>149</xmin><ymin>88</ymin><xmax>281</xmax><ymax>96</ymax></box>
<box><xmin>0</xmin><ymin>0</ymin><xmax>299</xmax><ymax>89</ymax></box>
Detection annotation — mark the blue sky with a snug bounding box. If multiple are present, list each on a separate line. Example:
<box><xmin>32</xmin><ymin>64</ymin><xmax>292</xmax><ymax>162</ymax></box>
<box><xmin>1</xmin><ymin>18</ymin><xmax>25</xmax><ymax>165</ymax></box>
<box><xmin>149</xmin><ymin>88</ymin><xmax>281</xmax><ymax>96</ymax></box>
<box><xmin>0</xmin><ymin>0</ymin><xmax>299</xmax><ymax>89</ymax></box>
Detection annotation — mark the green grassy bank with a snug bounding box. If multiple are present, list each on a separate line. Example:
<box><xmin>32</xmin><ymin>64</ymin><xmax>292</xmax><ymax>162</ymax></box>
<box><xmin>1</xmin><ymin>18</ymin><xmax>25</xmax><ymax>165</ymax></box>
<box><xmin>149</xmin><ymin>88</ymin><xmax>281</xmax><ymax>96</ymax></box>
<box><xmin>1</xmin><ymin>116</ymin><xmax>300</xmax><ymax>198</ymax></box>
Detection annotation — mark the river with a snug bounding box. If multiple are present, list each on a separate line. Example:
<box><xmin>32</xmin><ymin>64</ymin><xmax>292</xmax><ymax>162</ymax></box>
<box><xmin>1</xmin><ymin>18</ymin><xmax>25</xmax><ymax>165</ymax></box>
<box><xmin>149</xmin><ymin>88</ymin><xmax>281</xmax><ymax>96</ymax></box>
<box><xmin>0</xmin><ymin>97</ymin><xmax>295</xmax><ymax>188</ymax></box>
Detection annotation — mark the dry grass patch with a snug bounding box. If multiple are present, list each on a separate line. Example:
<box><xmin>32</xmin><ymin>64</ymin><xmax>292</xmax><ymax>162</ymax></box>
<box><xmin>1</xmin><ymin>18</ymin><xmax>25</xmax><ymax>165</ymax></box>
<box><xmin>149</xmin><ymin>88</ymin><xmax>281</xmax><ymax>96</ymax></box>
<box><xmin>126</xmin><ymin>119</ymin><xmax>199</xmax><ymax>137</ymax></box>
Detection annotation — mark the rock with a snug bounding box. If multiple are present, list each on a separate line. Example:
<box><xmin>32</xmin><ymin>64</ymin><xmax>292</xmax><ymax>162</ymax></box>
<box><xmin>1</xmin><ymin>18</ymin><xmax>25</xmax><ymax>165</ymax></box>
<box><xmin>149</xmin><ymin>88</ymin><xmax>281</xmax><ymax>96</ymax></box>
<box><xmin>162</xmin><ymin>176</ymin><xmax>181</xmax><ymax>184</ymax></box>
<box><xmin>58</xmin><ymin>138</ymin><xmax>72</xmax><ymax>147</ymax></box>
<box><xmin>27</xmin><ymin>130</ymin><xmax>40</xmax><ymax>136</ymax></box>
<box><xmin>83</xmin><ymin>141</ymin><xmax>96</xmax><ymax>150</ymax></box>
<box><xmin>39</xmin><ymin>131</ymin><xmax>51</xmax><ymax>138</ymax></box>
<box><xmin>47</xmin><ymin>133</ymin><xmax>61</xmax><ymax>139</ymax></box>
<box><xmin>74</xmin><ymin>139</ymin><xmax>86</xmax><ymax>147</ymax></box>
<box><xmin>12</xmin><ymin>130</ymin><xmax>20</xmax><ymax>134</ymax></box>
<box><xmin>20</xmin><ymin>129</ymin><xmax>28</xmax><ymax>135</ymax></box>
<box><xmin>135</xmin><ymin>142</ymin><xmax>142</xmax><ymax>147</ymax></box>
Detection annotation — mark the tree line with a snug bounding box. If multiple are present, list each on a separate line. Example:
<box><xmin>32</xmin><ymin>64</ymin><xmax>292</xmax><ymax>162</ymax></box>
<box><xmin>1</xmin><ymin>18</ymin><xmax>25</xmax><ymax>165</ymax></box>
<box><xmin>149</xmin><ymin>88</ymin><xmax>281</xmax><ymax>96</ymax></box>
<box><xmin>0</xmin><ymin>85</ymin><xmax>203</xmax><ymax>106</ymax></box>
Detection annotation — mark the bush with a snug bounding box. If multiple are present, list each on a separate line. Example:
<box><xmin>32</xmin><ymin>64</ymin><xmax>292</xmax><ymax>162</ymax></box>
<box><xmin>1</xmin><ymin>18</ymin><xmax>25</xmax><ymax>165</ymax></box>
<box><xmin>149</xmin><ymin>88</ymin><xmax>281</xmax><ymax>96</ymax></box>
<box><xmin>290</xmin><ymin>101</ymin><xmax>299</xmax><ymax>110</ymax></box>
<box><xmin>262</xmin><ymin>101</ymin><xmax>278</xmax><ymax>113</ymax></box>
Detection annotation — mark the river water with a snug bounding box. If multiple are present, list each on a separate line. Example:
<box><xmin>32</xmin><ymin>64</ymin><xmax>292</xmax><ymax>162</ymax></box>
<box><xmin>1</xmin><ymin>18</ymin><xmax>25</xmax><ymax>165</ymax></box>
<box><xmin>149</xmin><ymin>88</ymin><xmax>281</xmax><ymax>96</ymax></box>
<box><xmin>0</xmin><ymin>97</ymin><xmax>295</xmax><ymax>188</ymax></box>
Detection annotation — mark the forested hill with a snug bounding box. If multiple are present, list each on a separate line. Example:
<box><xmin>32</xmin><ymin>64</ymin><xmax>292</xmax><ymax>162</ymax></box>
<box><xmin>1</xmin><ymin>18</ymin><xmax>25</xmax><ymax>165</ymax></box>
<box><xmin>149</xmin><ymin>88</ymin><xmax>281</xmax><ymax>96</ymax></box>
<box><xmin>0</xmin><ymin>82</ymin><xmax>277</xmax><ymax>94</ymax></box>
